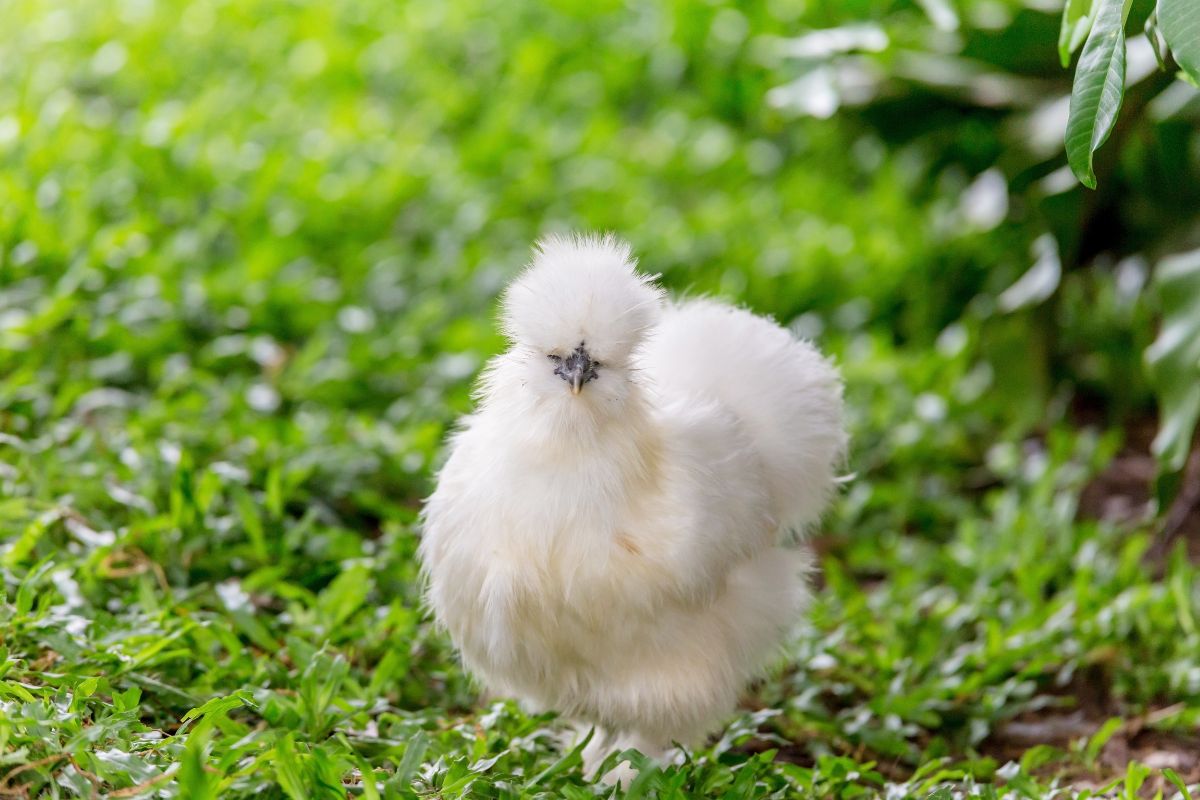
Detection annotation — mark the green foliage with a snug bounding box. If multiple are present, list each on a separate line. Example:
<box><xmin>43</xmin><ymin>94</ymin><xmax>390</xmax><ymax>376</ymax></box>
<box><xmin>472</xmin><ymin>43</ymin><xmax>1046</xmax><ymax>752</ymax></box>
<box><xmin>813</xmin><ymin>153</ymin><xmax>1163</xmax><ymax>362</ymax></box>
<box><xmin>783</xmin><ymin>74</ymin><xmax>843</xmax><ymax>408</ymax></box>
<box><xmin>0</xmin><ymin>0</ymin><xmax>1198</xmax><ymax>797</ymax></box>
<box><xmin>770</xmin><ymin>0</ymin><xmax>1200</xmax><ymax>492</ymax></box>
<box><xmin>1060</xmin><ymin>0</ymin><xmax>1097</xmax><ymax>66</ymax></box>
<box><xmin>1145</xmin><ymin>248</ymin><xmax>1200</xmax><ymax>472</ymax></box>
<box><xmin>1060</xmin><ymin>0</ymin><xmax>1200</xmax><ymax>187</ymax></box>
<box><xmin>1158</xmin><ymin>0</ymin><xmax>1200</xmax><ymax>84</ymax></box>
<box><xmin>1064</xmin><ymin>0</ymin><xmax>1128</xmax><ymax>189</ymax></box>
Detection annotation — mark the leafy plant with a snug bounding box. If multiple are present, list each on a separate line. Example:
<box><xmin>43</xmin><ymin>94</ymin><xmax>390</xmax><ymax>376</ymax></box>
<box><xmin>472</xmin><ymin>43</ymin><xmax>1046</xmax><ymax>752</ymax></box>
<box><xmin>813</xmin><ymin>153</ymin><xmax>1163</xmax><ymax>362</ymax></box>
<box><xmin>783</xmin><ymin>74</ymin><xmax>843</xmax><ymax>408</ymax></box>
<box><xmin>1061</xmin><ymin>0</ymin><xmax>1200</xmax><ymax>188</ymax></box>
<box><xmin>1145</xmin><ymin>248</ymin><xmax>1200</xmax><ymax>473</ymax></box>
<box><xmin>1063</xmin><ymin>0</ymin><xmax>1129</xmax><ymax>189</ymax></box>
<box><xmin>769</xmin><ymin>0</ymin><xmax>1200</xmax><ymax>500</ymax></box>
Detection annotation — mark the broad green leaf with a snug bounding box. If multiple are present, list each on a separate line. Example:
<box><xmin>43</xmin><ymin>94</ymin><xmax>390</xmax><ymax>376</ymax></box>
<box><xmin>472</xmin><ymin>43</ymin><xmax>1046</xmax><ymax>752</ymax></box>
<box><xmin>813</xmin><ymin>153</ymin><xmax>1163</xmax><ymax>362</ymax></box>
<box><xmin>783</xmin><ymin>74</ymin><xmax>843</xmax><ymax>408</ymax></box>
<box><xmin>393</xmin><ymin>731</ymin><xmax>428</xmax><ymax>788</ymax></box>
<box><xmin>70</xmin><ymin>676</ymin><xmax>100</xmax><ymax>711</ymax></box>
<box><xmin>1083</xmin><ymin>717</ymin><xmax>1124</xmax><ymax>762</ymax></box>
<box><xmin>233</xmin><ymin>487</ymin><xmax>268</xmax><ymax>562</ymax></box>
<box><xmin>229</xmin><ymin>607</ymin><xmax>280</xmax><ymax>652</ymax></box>
<box><xmin>124</xmin><ymin>622</ymin><xmax>195</xmax><ymax>670</ymax></box>
<box><xmin>366</xmin><ymin>646</ymin><xmax>407</xmax><ymax>697</ymax></box>
<box><xmin>13</xmin><ymin>557</ymin><xmax>55</xmax><ymax>616</ymax></box>
<box><xmin>351</xmin><ymin>755</ymin><xmax>382</xmax><ymax>800</ymax></box>
<box><xmin>182</xmin><ymin>691</ymin><xmax>255</xmax><ymax>723</ymax></box>
<box><xmin>526</xmin><ymin>727</ymin><xmax>592</xmax><ymax>788</ymax></box>
<box><xmin>1145</xmin><ymin>248</ymin><xmax>1200</xmax><ymax>472</ymax></box>
<box><xmin>0</xmin><ymin>681</ymin><xmax>37</xmax><ymax>702</ymax></box>
<box><xmin>617</xmin><ymin>750</ymin><xmax>661</xmax><ymax>800</ymax></box>
<box><xmin>1159</xmin><ymin>0</ymin><xmax>1200</xmax><ymax>84</ymax></box>
<box><xmin>113</xmin><ymin>686</ymin><xmax>142</xmax><ymax>712</ymax></box>
<box><xmin>1019</xmin><ymin>744</ymin><xmax>1062</xmax><ymax>772</ymax></box>
<box><xmin>1065</xmin><ymin>0</ymin><xmax>1127</xmax><ymax>188</ymax></box>
<box><xmin>274</xmin><ymin>734</ymin><xmax>308</xmax><ymax>800</ymax></box>
<box><xmin>1146</xmin><ymin>11</ymin><xmax>1169</xmax><ymax>71</ymax></box>
<box><xmin>307</xmin><ymin>746</ymin><xmax>350</xmax><ymax>799</ymax></box>
<box><xmin>2</xmin><ymin>510</ymin><xmax>56</xmax><ymax>568</ymax></box>
<box><xmin>998</xmin><ymin>235</ymin><xmax>1062</xmax><ymax>312</ymax></box>
<box><xmin>316</xmin><ymin>564</ymin><xmax>373</xmax><ymax>629</ymax></box>
<box><xmin>1124</xmin><ymin>760</ymin><xmax>1150</xmax><ymax>795</ymax></box>
<box><xmin>179</xmin><ymin>727</ymin><xmax>218</xmax><ymax>800</ymax></box>
<box><xmin>1060</xmin><ymin>0</ymin><xmax>1096</xmax><ymax>66</ymax></box>
<box><xmin>1162</xmin><ymin>768</ymin><xmax>1194</xmax><ymax>800</ymax></box>
<box><xmin>298</xmin><ymin>650</ymin><xmax>349</xmax><ymax>737</ymax></box>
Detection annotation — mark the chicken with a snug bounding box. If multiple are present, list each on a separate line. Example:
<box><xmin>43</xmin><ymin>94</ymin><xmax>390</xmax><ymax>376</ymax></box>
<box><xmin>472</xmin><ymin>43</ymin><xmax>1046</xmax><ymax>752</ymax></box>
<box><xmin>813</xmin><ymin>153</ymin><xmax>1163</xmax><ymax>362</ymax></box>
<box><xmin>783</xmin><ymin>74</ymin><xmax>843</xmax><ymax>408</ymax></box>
<box><xmin>419</xmin><ymin>234</ymin><xmax>846</xmax><ymax>778</ymax></box>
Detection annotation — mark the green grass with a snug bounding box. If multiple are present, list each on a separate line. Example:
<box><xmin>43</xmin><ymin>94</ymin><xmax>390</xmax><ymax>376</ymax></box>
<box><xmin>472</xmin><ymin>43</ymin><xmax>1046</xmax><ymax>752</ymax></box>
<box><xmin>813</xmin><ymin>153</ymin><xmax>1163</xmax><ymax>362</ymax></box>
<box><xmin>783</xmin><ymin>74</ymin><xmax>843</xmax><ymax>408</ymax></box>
<box><xmin>2</xmin><ymin>0</ymin><xmax>1198</xmax><ymax>797</ymax></box>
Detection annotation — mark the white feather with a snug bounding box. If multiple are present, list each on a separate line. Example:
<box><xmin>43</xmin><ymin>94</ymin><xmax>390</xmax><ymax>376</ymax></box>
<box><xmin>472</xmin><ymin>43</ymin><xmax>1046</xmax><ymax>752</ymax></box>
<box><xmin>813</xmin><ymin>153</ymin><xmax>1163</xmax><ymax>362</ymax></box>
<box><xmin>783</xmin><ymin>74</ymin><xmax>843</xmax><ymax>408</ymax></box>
<box><xmin>420</xmin><ymin>234</ymin><xmax>846</xmax><ymax>776</ymax></box>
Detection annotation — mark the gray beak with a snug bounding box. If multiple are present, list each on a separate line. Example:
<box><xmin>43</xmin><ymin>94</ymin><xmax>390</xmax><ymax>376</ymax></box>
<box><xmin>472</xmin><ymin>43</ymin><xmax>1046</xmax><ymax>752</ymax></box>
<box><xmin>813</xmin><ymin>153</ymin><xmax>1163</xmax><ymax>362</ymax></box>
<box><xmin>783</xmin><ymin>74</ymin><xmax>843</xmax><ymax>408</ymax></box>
<box><xmin>556</xmin><ymin>345</ymin><xmax>597</xmax><ymax>394</ymax></box>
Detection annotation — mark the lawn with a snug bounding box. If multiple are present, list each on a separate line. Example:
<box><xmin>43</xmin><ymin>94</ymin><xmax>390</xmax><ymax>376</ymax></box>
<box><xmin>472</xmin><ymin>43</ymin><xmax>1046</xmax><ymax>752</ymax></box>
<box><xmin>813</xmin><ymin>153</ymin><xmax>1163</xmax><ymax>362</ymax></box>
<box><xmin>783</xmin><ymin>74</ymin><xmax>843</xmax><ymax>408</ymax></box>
<box><xmin>1</xmin><ymin>0</ymin><xmax>1199</xmax><ymax>797</ymax></box>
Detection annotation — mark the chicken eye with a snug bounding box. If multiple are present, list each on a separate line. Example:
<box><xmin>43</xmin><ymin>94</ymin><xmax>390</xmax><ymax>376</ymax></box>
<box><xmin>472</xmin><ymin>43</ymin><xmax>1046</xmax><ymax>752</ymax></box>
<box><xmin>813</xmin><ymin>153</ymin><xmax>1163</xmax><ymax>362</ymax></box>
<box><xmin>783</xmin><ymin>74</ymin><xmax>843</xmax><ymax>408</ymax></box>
<box><xmin>547</xmin><ymin>354</ymin><xmax>563</xmax><ymax>363</ymax></box>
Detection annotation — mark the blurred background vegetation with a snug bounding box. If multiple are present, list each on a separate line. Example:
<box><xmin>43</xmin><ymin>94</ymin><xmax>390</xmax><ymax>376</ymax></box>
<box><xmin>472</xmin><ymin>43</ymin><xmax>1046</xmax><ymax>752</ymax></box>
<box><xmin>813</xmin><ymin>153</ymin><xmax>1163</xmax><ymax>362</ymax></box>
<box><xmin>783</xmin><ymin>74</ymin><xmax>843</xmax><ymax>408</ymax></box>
<box><xmin>1</xmin><ymin>0</ymin><xmax>1199</xmax><ymax>797</ymax></box>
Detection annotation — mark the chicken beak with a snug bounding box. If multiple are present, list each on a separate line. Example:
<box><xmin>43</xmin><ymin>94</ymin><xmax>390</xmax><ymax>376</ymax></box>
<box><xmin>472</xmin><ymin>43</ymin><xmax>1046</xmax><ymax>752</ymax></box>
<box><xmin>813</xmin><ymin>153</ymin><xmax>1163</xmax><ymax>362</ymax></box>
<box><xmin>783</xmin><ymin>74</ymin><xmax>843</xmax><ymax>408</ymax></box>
<box><xmin>556</xmin><ymin>345</ymin><xmax>595</xmax><ymax>395</ymax></box>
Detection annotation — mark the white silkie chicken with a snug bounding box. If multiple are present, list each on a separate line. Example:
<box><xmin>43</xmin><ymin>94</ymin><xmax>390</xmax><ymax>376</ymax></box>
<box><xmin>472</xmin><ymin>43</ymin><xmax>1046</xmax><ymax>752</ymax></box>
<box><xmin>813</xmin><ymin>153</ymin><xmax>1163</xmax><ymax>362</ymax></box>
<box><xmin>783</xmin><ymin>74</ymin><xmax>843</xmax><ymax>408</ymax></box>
<box><xmin>420</xmin><ymin>234</ymin><xmax>846</xmax><ymax>779</ymax></box>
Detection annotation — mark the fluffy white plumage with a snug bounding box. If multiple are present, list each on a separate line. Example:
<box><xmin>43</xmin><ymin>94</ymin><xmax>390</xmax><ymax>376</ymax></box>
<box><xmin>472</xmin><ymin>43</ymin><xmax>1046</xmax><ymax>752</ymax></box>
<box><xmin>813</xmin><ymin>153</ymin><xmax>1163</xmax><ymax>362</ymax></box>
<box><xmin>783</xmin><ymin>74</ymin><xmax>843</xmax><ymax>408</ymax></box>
<box><xmin>420</xmin><ymin>234</ymin><xmax>846</xmax><ymax>776</ymax></box>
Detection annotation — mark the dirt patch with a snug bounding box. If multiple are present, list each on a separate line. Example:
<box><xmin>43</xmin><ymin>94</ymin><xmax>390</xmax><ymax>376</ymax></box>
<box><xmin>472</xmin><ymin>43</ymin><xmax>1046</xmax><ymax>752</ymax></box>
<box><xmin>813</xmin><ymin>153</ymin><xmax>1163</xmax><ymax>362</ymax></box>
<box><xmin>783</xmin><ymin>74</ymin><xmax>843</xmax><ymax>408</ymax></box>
<box><xmin>1072</xmin><ymin>412</ymin><xmax>1200</xmax><ymax>565</ymax></box>
<box><xmin>986</xmin><ymin>706</ymin><xmax>1200</xmax><ymax>793</ymax></box>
